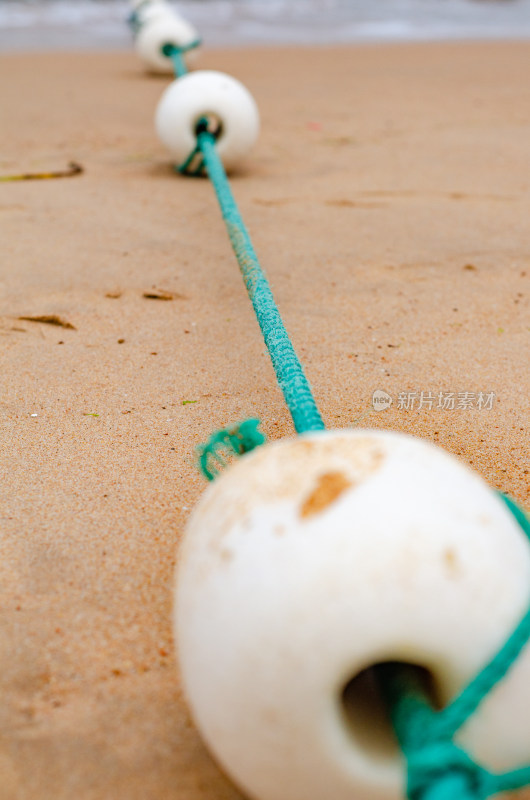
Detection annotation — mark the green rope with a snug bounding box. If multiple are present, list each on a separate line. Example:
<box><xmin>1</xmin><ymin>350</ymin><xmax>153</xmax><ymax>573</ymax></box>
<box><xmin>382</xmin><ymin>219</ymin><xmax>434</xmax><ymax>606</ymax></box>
<box><xmin>376</xmin><ymin>648</ymin><xmax>530</xmax><ymax>800</ymax></box>
<box><xmin>171</xmin><ymin>53</ymin><xmax>530</xmax><ymax>800</ymax></box>
<box><xmin>376</xmin><ymin>663</ymin><xmax>494</xmax><ymax>800</ymax></box>
<box><xmin>169</xmin><ymin>51</ymin><xmax>324</xmax><ymax>445</ymax></box>
<box><xmin>195</xmin><ymin>128</ymin><xmax>325</xmax><ymax>435</ymax></box>
<box><xmin>426</xmin><ymin>494</ymin><xmax>530</xmax><ymax>743</ymax></box>
<box><xmin>374</xmin><ymin>497</ymin><xmax>530</xmax><ymax>800</ymax></box>
<box><xmin>198</xmin><ymin>418</ymin><xmax>266</xmax><ymax>481</ymax></box>
<box><xmin>162</xmin><ymin>40</ymin><xmax>201</xmax><ymax>79</ymax></box>
<box><xmin>167</xmin><ymin>45</ymin><xmax>324</xmax><ymax>434</ymax></box>
<box><xmin>177</xmin><ymin>134</ymin><xmax>206</xmax><ymax>177</ymax></box>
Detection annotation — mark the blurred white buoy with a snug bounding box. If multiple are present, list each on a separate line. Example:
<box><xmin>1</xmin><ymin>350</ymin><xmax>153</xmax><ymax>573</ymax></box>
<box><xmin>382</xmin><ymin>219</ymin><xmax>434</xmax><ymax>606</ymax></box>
<box><xmin>129</xmin><ymin>0</ymin><xmax>173</xmax><ymax>34</ymax></box>
<box><xmin>155</xmin><ymin>70</ymin><xmax>260</xmax><ymax>172</ymax></box>
<box><xmin>129</xmin><ymin>0</ymin><xmax>171</xmax><ymax>15</ymax></box>
<box><xmin>175</xmin><ymin>429</ymin><xmax>530</xmax><ymax>800</ymax></box>
<box><xmin>135</xmin><ymin>6</ymin><xmax>200</xmax><ymax>73</ymax></box>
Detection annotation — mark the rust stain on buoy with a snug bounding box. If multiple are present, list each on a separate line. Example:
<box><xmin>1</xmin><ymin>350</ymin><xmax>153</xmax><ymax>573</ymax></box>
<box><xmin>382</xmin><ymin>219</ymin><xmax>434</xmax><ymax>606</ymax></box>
<box><xmin>300</xmin><ymin>471</ymin><xmax>352</xmax><ymax>519</ymax></box>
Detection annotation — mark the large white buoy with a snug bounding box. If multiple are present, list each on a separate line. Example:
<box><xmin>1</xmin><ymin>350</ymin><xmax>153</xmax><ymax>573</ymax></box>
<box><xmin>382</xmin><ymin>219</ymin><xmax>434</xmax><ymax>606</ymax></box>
<box><xmin>155</xmin><ymin>70</ymin><xmax>260</xmax><ymax>172</ymax></box>
<box><xmin>134</xmin><ymin>6</ymin><xmax>200</xmax><ymax>74</ymax></box>
<box><xmin>175</xmin><ymin>429</ymin><xmax>530</xmax><ymax>800</ymax></box>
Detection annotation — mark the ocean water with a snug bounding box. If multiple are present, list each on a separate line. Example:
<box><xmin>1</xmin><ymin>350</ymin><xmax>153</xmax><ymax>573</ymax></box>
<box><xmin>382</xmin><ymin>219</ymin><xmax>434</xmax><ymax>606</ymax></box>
<box><xmin>1</xmin><ymin>0</ymin><xmax>530</xmax><ymax>50</ymax></box>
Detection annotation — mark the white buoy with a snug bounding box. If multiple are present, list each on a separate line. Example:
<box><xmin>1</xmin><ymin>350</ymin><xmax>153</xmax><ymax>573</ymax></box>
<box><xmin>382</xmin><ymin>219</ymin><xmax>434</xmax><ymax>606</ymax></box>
<box><xmin>129</xmin><ymin>0</ymin><xmax>175</xmax><ymax>36</ymax></box>
<box><xmin>155</xmin><ymin>70</ymin><xmax>260</xmax><ymax>172</ymax></box>
<box><xmin>135</xmin><ymin>8</ymin><xmax>200</xmax><ymax>74</ymax></box>
<box><xmin>129</xmin><ymin>0</ymin><xmax>171</xmax><ymax>16</ymax></box>
<box><xmin>175</xmin><ymin>430</ymin><xmax>530</xmax><ymax>800</ymax></box>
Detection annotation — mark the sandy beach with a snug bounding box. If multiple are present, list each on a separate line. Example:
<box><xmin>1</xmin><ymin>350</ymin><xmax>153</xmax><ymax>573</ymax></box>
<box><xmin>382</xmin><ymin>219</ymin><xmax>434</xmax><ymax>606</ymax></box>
<box><xmin>0</xmin><ymin>41</ymin><xmax>529</xmax><ymax>799</ymax></box>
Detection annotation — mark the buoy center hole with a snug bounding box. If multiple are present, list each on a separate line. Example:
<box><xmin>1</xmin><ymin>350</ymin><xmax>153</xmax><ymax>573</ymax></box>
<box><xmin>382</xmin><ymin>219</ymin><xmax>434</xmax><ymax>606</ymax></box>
<box><xmin>195</xmin><ymin>114</ymin><xmax>224</xmax><ymax>140</ymax></box>
<box><xmin>340</xmin><ymin>662</ymin><xmax>438</xmax><ymax>764</ymax></box>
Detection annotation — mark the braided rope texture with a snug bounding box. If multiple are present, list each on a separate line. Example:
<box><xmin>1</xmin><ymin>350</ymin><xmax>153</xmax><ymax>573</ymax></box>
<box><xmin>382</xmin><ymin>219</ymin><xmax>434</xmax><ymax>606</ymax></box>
<box><xmin>197</xmin><ymin>130</ymin><xmax>325</xmax><ymax>436</ymax></box>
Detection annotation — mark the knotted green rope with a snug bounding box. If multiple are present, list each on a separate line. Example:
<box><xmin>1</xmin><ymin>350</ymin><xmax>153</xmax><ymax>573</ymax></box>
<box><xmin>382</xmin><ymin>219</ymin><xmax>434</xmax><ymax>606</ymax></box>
<box><xmin>198</xmin><ymin>418</ymin><xmax>266</xmax><ymax>481</ymax></box>
<box><xmin>171</xmin><ymin>55</ymin><xmax>530</xmax><ymax>800</ymax></box>
<box><xmin>377</xmin><ymin>573</ymin><xmax>530</xmax><ymax>800</ymax></box>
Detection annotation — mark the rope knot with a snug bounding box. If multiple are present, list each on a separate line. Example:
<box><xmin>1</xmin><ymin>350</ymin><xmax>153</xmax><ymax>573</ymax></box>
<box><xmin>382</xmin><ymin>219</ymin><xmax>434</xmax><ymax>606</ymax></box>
<box><xmin>407</xmin><ymin>739</ymin><xmax>491</xmax><ymax>800</ymax></box>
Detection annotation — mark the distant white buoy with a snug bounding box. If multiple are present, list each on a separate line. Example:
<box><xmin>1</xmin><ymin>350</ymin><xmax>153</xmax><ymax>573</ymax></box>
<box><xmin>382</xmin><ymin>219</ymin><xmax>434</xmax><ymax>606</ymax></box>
<box><xmin>135</xmin><ymin>8</ymin><xmax>200</xmax><ymax>74</ymax></box>
<box><xmin>175</xmin><ymin>429</ymin><xmax>530</xmax><ymax>800</ymax></box>
<box><xmin>129</xmin><ymin>0</ymin><xmax>176</xmax><ymax>37</ymax></box>
<box><xmin>155</xmin><ymin>70</ymin><xmax>260</xmax><ymax>172</ymax></box>
<box><xmin>129</xmin><ymin>0</ymin><xmax>170</xmax><ymax>16</ymax></box>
